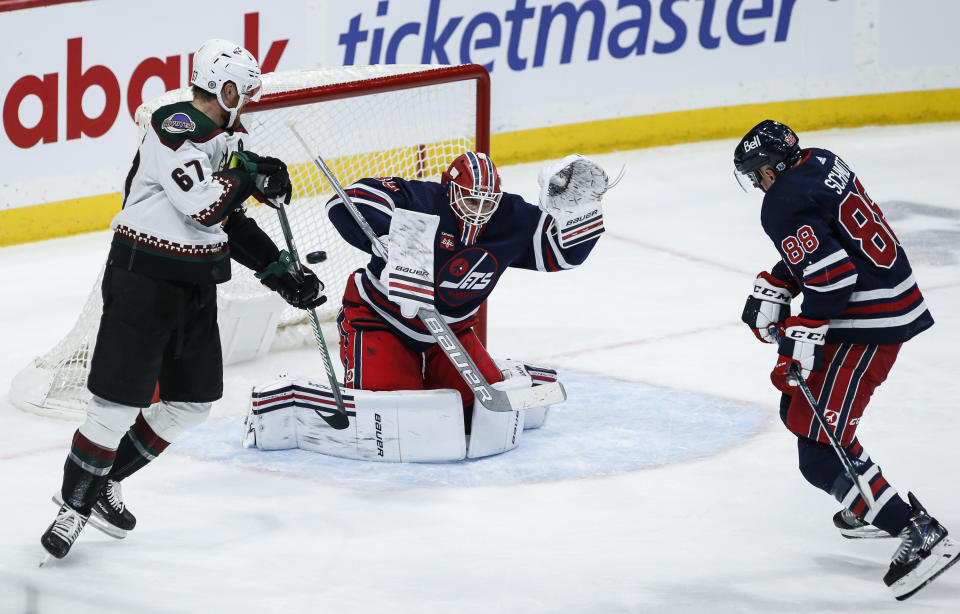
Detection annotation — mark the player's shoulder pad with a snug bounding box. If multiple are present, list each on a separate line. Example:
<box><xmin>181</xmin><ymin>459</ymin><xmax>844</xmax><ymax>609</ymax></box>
<box><xmin>400</xmin><ymin>178</ymin><xmax>451</xmax><ymax>213</ymax></box>
<box><xmin>357</xmin><ymin>176</ymin><xmax>408</xmax><ymax>192</ymax></box>
<box><xmin>502</xmin><ymin>191</ymin><xmax>540</xmax><ymax>218</ymax></box>
<box><xmin>151</xmin><ymin>101</ymin><xmax>222</xmax><ymax>147</ymax></box>
<box><xmin>325</xmin><ymin>176</ymin><xmax>410</xmax><ymax>213</ymax></box>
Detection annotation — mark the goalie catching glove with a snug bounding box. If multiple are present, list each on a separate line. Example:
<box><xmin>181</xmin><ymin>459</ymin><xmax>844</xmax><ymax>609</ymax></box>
<box><xmin>771</xmin><ymin>316</ymin><xmax>829</xmax><ymax>393</ymax></box>
<box><xmin>256</xmin><ymin>251</ymin><xmax>327</xmax><ymax>309</ymax></box>
<box><xmin>742</xmin><ymin>271</ymin><xmax>798</xmax><ymax>343</ymax></box>
<box><xmin>537</xmin><ymin>154</ymin><xmax>614</xmax><ymax>248</ymax></box>
<box><xmin>229</xmin><ymin>151</ymin><xmax>292</xmax><ymax>205</ymax></box>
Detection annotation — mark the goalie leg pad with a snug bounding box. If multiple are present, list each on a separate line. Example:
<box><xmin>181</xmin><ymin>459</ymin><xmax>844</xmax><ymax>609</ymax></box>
<box><xmin>247</xmin><ymin>378</ymin><xmax>466</xmax><ymax>461</ymax></box>
<box><xmin>245</xmin><ymin>379</ymin><xmax>300</xmax><ymax>450</ymax></box>
<box><xmin>467</xmin><ymin>374</ymin><xmax>530</xmax><ymax>459</ymax></box>
<box><xmin>523</xmin><ymin>406</ymin><xmax>550</xmax><ymax>430</ymax></box>
<box><xmin>299</xmin><ymin>387</ymin><xmax>465</xmax><ymax>462</ymax></box>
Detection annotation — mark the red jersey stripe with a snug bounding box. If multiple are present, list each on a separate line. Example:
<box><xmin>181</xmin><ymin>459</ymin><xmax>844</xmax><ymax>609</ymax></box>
<box><xmin>841</xmin><ymin>287</ymin><xmax>923</xmax><ymax>315</ymax></box>
<box><xmin>806</xmin><ymin>261</ymin><xmax>856</xmax><ymax>286</ymax></box>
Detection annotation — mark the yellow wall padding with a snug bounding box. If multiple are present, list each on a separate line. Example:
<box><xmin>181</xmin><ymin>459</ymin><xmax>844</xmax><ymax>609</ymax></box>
<box><xmin>4</xmin><ymin>88</ymin><xmax>960</xmax><ymax>246</ymax></box>
<box><xmin>491</xmin><ymin>88</ymin><xmax>960</xmax><ymax>164</ymax></box>
<box><xmin>1</xmin><ymin>193</ymin><xmax>121</xmax><ymax>246</ymax></box>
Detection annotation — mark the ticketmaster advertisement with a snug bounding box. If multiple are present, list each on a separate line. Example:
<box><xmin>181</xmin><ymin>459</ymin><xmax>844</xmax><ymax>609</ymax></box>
<box><xmin>1</xmin><ymin>0</ymin><xmax>959</xmax><ymax>230</ymax></box>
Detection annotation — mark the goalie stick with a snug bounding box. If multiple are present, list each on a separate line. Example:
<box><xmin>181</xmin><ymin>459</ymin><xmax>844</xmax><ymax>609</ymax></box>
<box><xmin>270</xmin><ymin>194</ymin><xmax>348</xmax><ymax>419</ymax></box>
<box><xmin>769</xmin><ymin>326</ymin><xmax>877</xmax><ymax>514</ymax></box>
<box><xmin>286</xmin><ymin>119</ymin><xmax>565</xmax><ymax>412</ymax></box>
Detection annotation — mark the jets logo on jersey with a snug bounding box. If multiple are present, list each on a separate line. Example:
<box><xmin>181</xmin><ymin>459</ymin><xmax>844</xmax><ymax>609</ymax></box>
<box><xmin>437</xmin><ymin>247</ymin><xmax>499</xmax><ymax>306</ymax></box>
<box><xmin>448</xmin><ymin>258</ymin><xmax>469</xmax><ymax>276</ymax></box>
<box><xmin>161</xmin><ymin>113</ymin><xmax>196</xmax><ymax>134</ymax></box>
<box><xmin>440</xmin><ymin>232</ymin><xmax>455</xmax><ymax>250</ymax></box>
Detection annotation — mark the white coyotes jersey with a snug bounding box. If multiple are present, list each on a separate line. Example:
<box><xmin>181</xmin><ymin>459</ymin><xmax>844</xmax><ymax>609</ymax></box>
<box><xmin>116</xmin><ymin>101</ymin><xmax>251</xmax><ymax>253</ymax></box>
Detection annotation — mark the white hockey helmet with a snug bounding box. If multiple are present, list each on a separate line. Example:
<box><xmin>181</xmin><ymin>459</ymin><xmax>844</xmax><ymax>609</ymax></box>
<box><xmin>191</xmin><ymin>38</ymin><xmax>262</xmax><ymax>127</ymax></box>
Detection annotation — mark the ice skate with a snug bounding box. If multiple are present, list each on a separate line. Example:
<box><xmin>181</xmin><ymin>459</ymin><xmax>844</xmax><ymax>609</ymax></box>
<box><xmin>833</xmin><ymin>508</ymin><xmax>892</xmax><ymax>539</ymax></box>
<box><xmin>54</xmin><ymin>479</ymin><xmax>136</xmax><ymax>539</ymax></box>
<box><xmin>883</xmin><ymin>493</ymin><xmax>959</xmax><ymax>600</ymax></box>
<box><xmin>40</xmin><ymin>504</ymin><xmax>89</xmax><ymax>562</ymax></box>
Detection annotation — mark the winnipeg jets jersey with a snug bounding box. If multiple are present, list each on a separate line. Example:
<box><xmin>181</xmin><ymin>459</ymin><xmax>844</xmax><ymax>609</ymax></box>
<box><xmin>762</xmin><ymin>148</ymin><xmax>933</xmax><ymax>345</ymax></box>
<box><xmin>327</xmin><ymin>177</ymin><xmax>601</xmax><ymax>348</ymax></box>
<box><xmin>108</xmin><ymin>101</ymin><xmax>254</xmax><ymax>284</ymax></box>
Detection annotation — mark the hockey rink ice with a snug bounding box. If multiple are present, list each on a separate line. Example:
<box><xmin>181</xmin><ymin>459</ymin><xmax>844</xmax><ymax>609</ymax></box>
<box><xmin>1</xmin><ymin>123</ymin><xmax>958</xmax><ymax>612</ymax></box>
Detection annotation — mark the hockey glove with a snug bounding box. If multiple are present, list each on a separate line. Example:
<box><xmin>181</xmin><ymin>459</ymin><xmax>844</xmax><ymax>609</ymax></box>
<box><xmin>771</xmin><ymin>316</ymin><xmax>829</xmax><ymax>393</ymax></box>
<box><xmin>229</xmin><ymin>151</ymin><xmax>292</xmax><ymax>205</ymax></box>
<box><xmin>256</xmin><ymin>251</ymin><xmax>327</xmax><ymax>309</ymax></box>
<box><xmin>741</xmin><ymin>271</ymin><xmax>798</xmax><ymax>343</ymax></box>
<box><xmin>537</xmin><ymin>154</ymin><xmax>613</xmax><ymax>248</ymax></box>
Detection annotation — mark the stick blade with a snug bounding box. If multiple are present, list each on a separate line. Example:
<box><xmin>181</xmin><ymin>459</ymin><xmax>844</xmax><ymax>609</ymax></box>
<box><xmin>506</xmin><ymin>382</ymin><xmax>567</xmax><ymax>411</ymax></box>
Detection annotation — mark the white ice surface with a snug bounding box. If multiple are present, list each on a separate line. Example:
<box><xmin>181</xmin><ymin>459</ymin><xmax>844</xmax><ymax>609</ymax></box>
<box><xmin>1</xmin><ymin>124</ymin><xmax>959</xmax><ymax>613</ymax></box>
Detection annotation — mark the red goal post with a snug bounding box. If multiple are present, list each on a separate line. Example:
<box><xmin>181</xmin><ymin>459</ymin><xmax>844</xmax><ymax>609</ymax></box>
<box><xmin>10</xmin><ymin>64</ymin><xmax>491</xmax><ymax>419</ymax></box>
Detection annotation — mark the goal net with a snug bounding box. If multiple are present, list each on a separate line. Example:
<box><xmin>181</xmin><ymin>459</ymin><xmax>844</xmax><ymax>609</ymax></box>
<box><xmin>10</xmin><ymin>64</ymin><xmax>490</xmax><ymax>419</ymax></box>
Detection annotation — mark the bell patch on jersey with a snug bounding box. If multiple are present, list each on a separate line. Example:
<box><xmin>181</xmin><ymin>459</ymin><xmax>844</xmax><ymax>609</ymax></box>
<box><xmin>437</xmin><ymin>247</ymin><xmax>498</xmax><ymax>306</ymax></box>
<box><xmin>161</xmin><ymin>113</ymin><xmax>196</xmax><ymax>134</ymax></box>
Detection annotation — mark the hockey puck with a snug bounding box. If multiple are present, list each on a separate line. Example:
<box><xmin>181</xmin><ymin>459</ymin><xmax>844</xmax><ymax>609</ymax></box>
<box><xmin>306</xmin><ymin>251</ymin><xmax>327</xmax><ymax>264</ymax></box>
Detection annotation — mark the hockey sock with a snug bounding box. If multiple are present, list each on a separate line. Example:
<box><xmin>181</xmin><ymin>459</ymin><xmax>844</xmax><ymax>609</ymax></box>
<box><xmin>108</xmin><ymin>411</ymin><xmax>171</xmax><ymax>482</ymax></box>
<box><xmin>829</xmin><ymin>439</ymin><xmax>912</xmax><ymax>535</ymax></box>
<box><xmin>797</xmin><ymin>435</ymin><xmax>911</xmax><ymax>535</ymax></box>
<box><xmin>62</xmin><ymin>430</ymin><xmax>117</xmax><ymax>514</ymax></box>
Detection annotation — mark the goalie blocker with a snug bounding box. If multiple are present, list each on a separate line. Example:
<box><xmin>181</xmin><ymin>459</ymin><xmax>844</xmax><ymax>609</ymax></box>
<box><xmin>242</xmin><ymin>360</ymin><xmax>558</xmax><ymax>461</ymax></box>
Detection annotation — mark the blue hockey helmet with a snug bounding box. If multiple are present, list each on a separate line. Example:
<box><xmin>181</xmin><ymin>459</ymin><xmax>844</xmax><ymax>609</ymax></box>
<box><xmin>733</xmin><ymin>120</ymin><xmax>801</xmax><ymax>191</ymax></box>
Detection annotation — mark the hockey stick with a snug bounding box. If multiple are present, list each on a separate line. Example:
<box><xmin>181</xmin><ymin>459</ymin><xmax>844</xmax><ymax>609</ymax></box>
<box><xmin>270</xmin><ymin>194</ymin><xmax>348</xmax><ymax>419</ymax></box>
<box><xmin>286</xmin><ymin>119</ymin><xmax>565</xmax><ymax>412</ymax></box>
<box><xmin>769</xmin><ymin>326</ymin><xmax>877</xmax><ymax>513</ymax></box>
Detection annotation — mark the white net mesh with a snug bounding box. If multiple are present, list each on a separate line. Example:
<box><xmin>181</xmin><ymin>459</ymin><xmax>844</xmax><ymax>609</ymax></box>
<box><xmin>10</xmin><ymin>65</ymin><xmax>485</xmax><ymax>419</ymax></box>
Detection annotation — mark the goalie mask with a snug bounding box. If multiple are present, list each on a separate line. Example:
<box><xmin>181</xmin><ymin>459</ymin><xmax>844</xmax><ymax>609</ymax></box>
<box><xmin>734</xmin><ymin>119</ymin><xmax>801</xmax><ymax>192</ymax></box>
<box><xmin>191</xmin><ymin>38</ymin><xmax>262</xmax><ymax>128</ymax></box>
<box><xmin>441</xmin><ymin>152</ymin><xmax>503</xmax><ymax>232</ymax></box>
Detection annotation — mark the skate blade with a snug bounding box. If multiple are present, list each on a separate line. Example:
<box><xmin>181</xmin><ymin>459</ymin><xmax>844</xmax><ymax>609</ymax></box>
<box><xmin>891</xmin><ymin>538</ymin><xmax>960</xmax><ymax>600</ymax></box>
<box><xmin>52</xmin><ymin>493</ymin><xmax>127</xmax><ymax>539</ymax></box>
<box><xmin>86</xmin><ymin>515</ymin><xmax>128</xmax><ymax>540</ymax></box>
<box><xmin>840</xmin><ymin>526</ymin><xmax>894</xmax><ymax>539</ymax></box>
